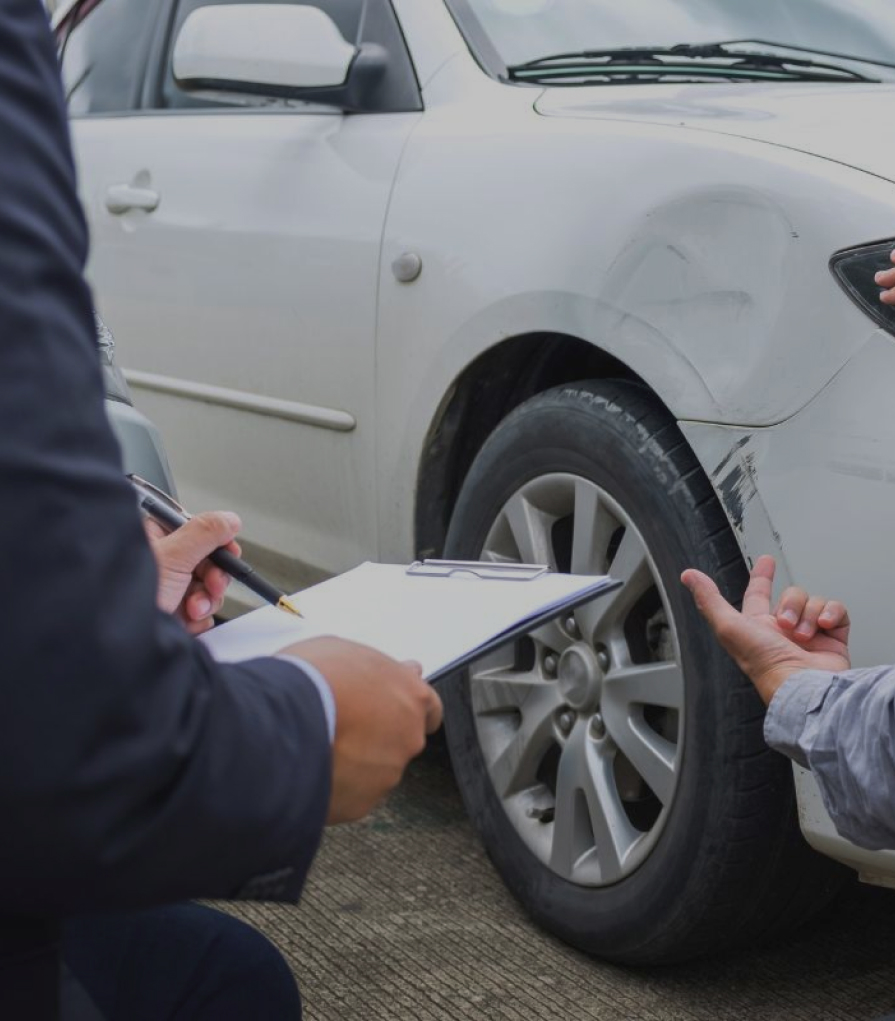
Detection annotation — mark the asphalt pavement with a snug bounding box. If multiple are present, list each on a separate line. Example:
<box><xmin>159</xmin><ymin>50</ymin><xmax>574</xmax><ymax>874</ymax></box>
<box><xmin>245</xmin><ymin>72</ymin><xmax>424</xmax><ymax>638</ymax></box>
<box><xmin>226</xmin><ymin>733</ymin><xmax>895</xmax><ymax>1021</ymax></box>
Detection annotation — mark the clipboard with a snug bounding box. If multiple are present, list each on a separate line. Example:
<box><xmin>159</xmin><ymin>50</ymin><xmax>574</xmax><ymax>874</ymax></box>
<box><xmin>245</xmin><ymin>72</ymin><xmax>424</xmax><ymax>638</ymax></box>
<box><xmin>200</xmin><ymin>560</ymin><xmax>621</xmax><ymax>683</ymax></box>
<box><xmin>416</xmin><ymin>563</ymin><xmax>616</xmax><ymax>682</ymax></box>
<box><xmin>406</xmin><ymin>559</ymin><xmax>551</xmax><ymax>581</ymax></box>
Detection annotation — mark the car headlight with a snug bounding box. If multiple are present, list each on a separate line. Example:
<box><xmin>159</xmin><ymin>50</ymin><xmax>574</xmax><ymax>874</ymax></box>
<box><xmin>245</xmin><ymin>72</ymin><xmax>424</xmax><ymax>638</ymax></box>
<box><xmin>94</xmin><ymin>311</ymin><xmax>132</xmax><ymax>405</ymax></box>
<box><xmin>830</xmin><ymin>239</ymin><xmax>895</xmax><ymax>336</ymax></box>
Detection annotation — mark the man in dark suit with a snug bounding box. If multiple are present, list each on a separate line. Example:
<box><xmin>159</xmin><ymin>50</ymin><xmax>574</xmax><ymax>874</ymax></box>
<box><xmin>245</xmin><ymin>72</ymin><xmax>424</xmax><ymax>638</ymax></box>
<box><xmin>0</xmin><ymin>1</ymin><xmax>442</xmax><ymax>1017</ymax></box>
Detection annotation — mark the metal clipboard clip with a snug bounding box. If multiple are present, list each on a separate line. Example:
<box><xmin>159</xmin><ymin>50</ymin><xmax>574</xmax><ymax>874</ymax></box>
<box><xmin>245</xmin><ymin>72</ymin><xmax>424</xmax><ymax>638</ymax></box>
<box><xmin>406</xmin><ymin>559</ymin><xmax>550</xmax><ymax>581</ymax></box>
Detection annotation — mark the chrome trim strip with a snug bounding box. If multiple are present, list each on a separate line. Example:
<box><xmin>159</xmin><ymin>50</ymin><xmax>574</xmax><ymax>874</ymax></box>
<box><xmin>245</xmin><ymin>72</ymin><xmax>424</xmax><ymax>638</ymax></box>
<box><xmin>124</xmin><ymin>369</ymin><xmax>356</xmax><ymax>432</ymax></box>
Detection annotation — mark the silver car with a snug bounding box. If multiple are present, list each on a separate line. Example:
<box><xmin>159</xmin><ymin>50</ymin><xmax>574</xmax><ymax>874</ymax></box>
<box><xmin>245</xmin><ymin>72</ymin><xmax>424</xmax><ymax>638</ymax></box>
<box><xmin>61</xmin><ymin>0</ymin><xmax>895</xmax><ymax>965</ymax></box>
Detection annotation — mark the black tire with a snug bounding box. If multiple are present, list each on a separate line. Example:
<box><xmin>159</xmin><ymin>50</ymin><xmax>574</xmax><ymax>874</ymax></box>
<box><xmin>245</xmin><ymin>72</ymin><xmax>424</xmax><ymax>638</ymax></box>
<box><xmin>441</xmin><ymin>380</ymin><xmax>845</xmax><ymax>965</ymax></box>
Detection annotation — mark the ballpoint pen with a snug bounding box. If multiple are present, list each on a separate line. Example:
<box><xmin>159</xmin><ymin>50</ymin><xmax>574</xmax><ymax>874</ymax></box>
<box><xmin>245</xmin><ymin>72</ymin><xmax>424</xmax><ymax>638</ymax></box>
<box><xmin>128</xmin><ymin>474</ymin><xmax>302</xmax><ymax>618</ymax></box>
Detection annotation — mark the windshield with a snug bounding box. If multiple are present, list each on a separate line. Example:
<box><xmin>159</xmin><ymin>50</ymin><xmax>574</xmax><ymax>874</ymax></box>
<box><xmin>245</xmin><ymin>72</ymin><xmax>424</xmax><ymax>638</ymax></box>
<box><xmin>454</xmin><ymin>0</ymin><xmax>895</xmax><ymax>72</ymax></box>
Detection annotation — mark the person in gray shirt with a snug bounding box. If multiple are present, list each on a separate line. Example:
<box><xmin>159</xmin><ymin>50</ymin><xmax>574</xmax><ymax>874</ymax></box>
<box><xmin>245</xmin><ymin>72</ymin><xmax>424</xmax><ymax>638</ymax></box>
<box><xmin>681</xmin><ymin>554</ymin><xmax>895</xmax><ymax>851</ymax></box>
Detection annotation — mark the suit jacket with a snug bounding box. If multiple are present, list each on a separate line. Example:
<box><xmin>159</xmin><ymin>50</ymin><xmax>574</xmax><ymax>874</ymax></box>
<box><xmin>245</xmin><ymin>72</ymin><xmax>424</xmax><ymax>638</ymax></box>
<box><xmin>0</xmin><ymin>0</ymin><xmax>332</xmax><ymax>1007</ymax></box>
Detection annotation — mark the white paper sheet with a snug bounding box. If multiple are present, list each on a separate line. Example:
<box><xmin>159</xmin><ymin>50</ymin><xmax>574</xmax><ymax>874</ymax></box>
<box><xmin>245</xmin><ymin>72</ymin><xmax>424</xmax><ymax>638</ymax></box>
<box><xmin>199</xmin><ymin>562</ymin><xmax>617</xmax><ymax>680</ymax></box>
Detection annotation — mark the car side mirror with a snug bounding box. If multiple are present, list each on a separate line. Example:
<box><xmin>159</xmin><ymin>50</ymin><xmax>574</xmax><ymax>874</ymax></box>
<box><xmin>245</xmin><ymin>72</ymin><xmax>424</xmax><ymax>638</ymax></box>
<box><xmin>173</xmin><ymin>3</ymin><xmax>363</xmax><ymax>97</ymax></box>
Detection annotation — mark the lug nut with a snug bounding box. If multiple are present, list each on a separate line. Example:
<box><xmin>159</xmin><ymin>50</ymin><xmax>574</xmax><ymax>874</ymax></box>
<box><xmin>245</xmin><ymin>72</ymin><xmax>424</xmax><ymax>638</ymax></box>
<box><xmin>565</xmin><ymin>615</ymin><xmax>579</xmax><ymax>637</ymax></box>
<box><xmin>558</xmin><ymin>711</ymin><xmax>575</xmax><ymax>735</ymax></box>
<box><xmin>590</xmin><ymin>713</ymin><xmax>606</xmax><ymax>739</ymax></box>
<box><xmin>526</xmin><ymin>805</ymin><xmax>556</xmax><ymax>823</ymax></box>
<box><xmin>544</xmin><ymin>654</ymin><xmax>558</xmax><ymax>676</ymax></box>
<box><xmin>596</xmin><ymin>648</ymin><xmax>610</xmax><ymax>672</ymax></box>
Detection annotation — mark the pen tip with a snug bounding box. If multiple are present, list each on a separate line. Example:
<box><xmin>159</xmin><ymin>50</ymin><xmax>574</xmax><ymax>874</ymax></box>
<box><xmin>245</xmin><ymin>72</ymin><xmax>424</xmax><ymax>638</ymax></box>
<box><xmin>278</xmin><ymin>597</ymin><xmax>303</xmax><ymax>618</ymax></box>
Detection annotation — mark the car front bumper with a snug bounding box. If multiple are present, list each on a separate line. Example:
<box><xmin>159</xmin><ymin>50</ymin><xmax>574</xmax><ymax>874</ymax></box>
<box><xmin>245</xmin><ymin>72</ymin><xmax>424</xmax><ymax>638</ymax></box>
<box><xmin>682</xmin><ymin>326</ymin><xmax>895</xmax><ymax>883</ymax></box>
<box><xmin>104</xmin><ymin>398</ymin><xmax>176</xmax><ymax>497</ymax></box>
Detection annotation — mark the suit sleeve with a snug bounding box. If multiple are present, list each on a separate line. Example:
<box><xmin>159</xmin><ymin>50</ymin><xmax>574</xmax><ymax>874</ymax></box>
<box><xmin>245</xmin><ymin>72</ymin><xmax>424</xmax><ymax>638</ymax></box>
<box><xmin>0</xmin><ymin>0</ymin><xmax>331</xmax><ymax>914</ymax></box>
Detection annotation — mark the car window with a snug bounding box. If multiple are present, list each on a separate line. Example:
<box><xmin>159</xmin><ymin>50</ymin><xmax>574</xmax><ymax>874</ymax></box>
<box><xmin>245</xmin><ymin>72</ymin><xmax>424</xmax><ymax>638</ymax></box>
<box><xmin>159</xmin><ymin>0</ymin><xmax>367</xmax><ymax>110</ymax></box>
<box><xmin>58</xmin><ymin>0</ymin><xmax>157</xmax><ymax>115</ymax></box>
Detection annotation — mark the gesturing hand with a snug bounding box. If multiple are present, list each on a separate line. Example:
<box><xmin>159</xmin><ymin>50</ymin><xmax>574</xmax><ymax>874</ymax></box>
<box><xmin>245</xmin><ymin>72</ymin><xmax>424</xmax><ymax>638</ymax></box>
<box><xmin>875</xmin><ymin>248</ymin><xmax>895</xmax><ymax>305</ymax></box>
<box><xmin>145</xmin><ymin>512</ymin><xmax>242</xmax><ymax>635</ymax></box>
<box><xmin>681</xmin><ymin>555</ymin><xmax>851</xmax><ymax>705</ymax></box>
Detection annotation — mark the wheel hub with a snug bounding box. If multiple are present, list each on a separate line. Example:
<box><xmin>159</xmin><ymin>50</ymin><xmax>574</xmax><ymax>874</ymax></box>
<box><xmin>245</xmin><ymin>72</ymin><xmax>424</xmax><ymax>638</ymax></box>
<box><xmin>557</xmin><ymin>643</ymin><xmax>603</xmax><ymax>713</ymax></box>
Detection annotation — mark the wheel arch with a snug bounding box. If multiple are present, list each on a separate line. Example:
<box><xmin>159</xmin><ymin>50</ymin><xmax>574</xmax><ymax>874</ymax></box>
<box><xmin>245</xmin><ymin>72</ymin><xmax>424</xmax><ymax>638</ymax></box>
<box><xmin>414</xmin><ymin>332</ymin><xmax>661</xmax><ymax>559</ymax></box>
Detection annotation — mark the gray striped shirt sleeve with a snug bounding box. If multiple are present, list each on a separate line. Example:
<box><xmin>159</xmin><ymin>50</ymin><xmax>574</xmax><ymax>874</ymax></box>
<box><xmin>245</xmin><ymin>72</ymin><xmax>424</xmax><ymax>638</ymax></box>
<box><xmin>764</xmin><ymin>667</ymin><xmax>895</xmax><ymax>851</ymax></box>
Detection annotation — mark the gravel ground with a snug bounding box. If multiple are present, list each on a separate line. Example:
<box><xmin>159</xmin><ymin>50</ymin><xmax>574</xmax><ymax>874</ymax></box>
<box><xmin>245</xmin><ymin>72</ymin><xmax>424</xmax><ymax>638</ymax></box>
<box><xmin>225</xmin><ymin>735</ymin><xmax>895</xmax><ymax>1021</ymax></box>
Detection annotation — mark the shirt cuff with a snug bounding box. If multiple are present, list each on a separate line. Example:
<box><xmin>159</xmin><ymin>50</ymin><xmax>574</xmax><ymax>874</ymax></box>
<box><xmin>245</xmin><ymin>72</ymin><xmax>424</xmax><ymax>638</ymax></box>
<box><xmin>763</xmin><ymin>669</ymin><xmax>835</xmax><ymax>768</ymax></box>
<box><xmin>276</xmin><ymin>655</ymin><xmax>336</xmax><ymax>743</ymax></box>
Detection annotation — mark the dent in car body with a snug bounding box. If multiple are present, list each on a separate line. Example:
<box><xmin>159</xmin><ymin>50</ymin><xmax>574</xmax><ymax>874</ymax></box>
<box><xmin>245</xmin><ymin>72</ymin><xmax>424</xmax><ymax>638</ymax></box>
<box><xmin>599</xmin><ymin>187</ymin><xmax>798</xmax><ymax>421</ymax></box>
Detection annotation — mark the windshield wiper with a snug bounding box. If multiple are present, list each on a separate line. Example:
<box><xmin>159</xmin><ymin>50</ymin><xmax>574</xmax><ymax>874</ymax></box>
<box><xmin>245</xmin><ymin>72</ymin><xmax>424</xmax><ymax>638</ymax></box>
<box><xmin>506</xmin><ymin>43</ymin><xmax>878</xmax><ymax>84</ymax></box>
<box><xmin>706</xmin><ymin>38</ymin><xmax>895</xmax><ymax>72</ymax></box>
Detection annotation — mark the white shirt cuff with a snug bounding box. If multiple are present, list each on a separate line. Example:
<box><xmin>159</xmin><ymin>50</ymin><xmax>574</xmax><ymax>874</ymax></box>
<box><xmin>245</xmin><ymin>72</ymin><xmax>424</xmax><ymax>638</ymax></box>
<box><xmin>276</xmin><ymin>655</ymin><xmax>336</xmax><ymax>744</ymax></box>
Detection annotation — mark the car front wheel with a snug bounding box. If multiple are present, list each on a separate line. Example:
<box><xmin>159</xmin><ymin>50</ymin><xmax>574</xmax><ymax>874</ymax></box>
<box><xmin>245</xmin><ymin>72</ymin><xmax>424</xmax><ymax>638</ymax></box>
<box><xmin>441</xmin><ymin>380</ymin><xmax>844</xmax><ymax>964</ymax></box>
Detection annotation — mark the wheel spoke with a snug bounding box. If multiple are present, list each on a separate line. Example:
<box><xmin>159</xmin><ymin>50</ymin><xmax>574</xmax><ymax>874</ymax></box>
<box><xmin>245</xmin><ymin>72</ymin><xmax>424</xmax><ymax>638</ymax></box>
<box><xmin>582</xmin><ymin>742</ymin><xmax>639</xmax><ymax>883</ymax></box>
<box><xmin>550</xmin><ymin>724</ymin><xmax>591</xmax><ymax>878</ymax></box>
<box><xmin>471</xmin><ymin>668</ymin><xmax>556</xmax><ymax>715</ymax></box>
<box><xmin>503</xmin><ymin>491</ymin><xmax>557</xmax><ymax>568</ymax></box>
<box><xmin>483</xmin><ymin>684</ymin><xmax>562</xmax><ymax>798</ymax></box>
<box><xmin>604</xmin><ymin>661</ymin><xmax>684</xmax><ymax>712</ymax></box>
<box><xmin>550</xmin><ymin>724</ymin><xmax>640</xmax><ymax>882</ymax></box>
<box><xmin>576</xmin><ymin>527</ymin><xmax>653</xmax><ymax>640</ymax></box>
<box><xmin>570</xmin><ymin>480</ymin><xmax>616</xmax><ymax>575</ymax></box>
<box><xmin>602</xmin><ymin>702</ymin><xmax>678</xmax><ymax>807</ymax></box>
<box><xmin>575</xmin><ymin>588</ymin><xmax>618</xmax><ymax>646</ymax></box>
<box><xmin>607</xmin><ymin>525</ymin><xmax>651</xmax><ymax>592</ymax></box>
<box><xmin>529</xmin><ymin>617</ymin><xmax>572</xmax><ymax>656</ymax></box>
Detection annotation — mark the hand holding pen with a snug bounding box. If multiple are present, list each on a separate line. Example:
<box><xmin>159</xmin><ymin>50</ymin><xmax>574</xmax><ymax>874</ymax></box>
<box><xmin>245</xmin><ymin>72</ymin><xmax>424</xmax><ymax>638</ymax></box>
<box><xmin>130</xmin><ymin>475</ymin><xmax>302</xmax><ymax>624</ymax></box>
<box><xmin>144</xmin><ymin>505</ymin><xmax>244</xmax><ymax>634</ymax></box>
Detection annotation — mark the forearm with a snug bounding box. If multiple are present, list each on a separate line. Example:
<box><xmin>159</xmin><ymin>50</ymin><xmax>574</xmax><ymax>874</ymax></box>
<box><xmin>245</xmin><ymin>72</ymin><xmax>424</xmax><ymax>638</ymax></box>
<box><xmin>765</xmin><ymin>666</ymin><xmax>895</xmax><ymax>850</ymax></box>
<box><xmin>0</xmin><ymin>650</ymin><xmax>332</xmax><ymax>915</ymax></box>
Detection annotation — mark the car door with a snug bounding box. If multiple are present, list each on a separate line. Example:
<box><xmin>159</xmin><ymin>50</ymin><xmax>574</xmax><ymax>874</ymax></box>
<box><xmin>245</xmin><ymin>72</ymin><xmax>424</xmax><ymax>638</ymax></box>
<box><xmin>65</xmin><ymin>0</ymin><xmax>422</xmax><ymax>586</ymax></box>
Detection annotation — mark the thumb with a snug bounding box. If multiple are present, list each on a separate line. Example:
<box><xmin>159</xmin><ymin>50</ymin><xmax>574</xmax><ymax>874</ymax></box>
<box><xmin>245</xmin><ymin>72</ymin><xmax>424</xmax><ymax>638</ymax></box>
<box><xmin>165</xmin><ymin>511</ymin><xmax>242</xmax><ymax>568</ymax></box>
<box><xmin>424</xmin><ymin>686</ymin><xmax>443</xmax><ymax>734</ymax></box>
<box><xmin>680</xmin><ymin>568</ymin><xmax>743</xmax><ymax>639</ymax></box>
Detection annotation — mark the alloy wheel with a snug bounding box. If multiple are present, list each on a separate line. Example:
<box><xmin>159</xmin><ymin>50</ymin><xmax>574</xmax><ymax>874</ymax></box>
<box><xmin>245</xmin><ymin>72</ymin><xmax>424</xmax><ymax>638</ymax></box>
<box><xmin>471</xmin><ymin>472</ymin><xmax>684</xmax><ymax>886</ymax></box>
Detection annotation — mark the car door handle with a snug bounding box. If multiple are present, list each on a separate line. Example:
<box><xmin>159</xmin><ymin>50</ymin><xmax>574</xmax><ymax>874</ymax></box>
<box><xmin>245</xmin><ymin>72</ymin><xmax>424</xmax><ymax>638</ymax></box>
<box><xmin>105</xmin><ymin>183</ymin><xmax>160</xmax><ymax>215</ymax></box>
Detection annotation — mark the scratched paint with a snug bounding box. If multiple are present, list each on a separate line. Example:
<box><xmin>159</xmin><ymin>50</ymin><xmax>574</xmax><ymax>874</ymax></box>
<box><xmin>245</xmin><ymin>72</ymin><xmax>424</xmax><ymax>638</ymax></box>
<box><xmin>710</xmin><ymin>435</ymin><xmax>761</xmax><ymax>537</ymax></box>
